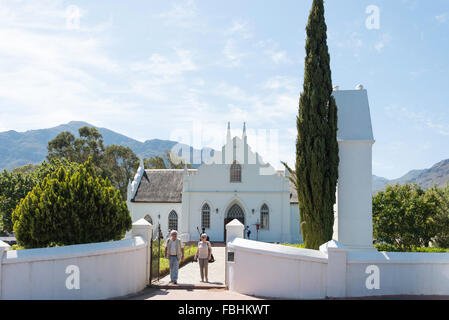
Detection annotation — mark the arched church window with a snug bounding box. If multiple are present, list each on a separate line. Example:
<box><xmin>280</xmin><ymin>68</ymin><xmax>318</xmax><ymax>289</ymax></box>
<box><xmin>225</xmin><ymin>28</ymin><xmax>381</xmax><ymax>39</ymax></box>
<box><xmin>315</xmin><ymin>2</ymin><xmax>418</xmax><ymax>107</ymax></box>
<box><xmin>260</xmin><ymin>204</ymin><xmax>269</xmax><ymax>230</ymax></box>
<box><xmin>168</xmin><ymin>210</ymin><xmax>178</xmax><ymax>231</ymax></box>
<box><xmin>144</xmin><ymin>214</ymin><xmax>153</xmax><ymax>225</ymax></box>
<box><xmin>230</xmin><ymin>161</ymin><xmax>241</xmax><ymax>182</ymax></box>
<box><xmin>201</xmin><ymin>203</ymin><xmax>210</xmax><ymax>229</ymax></box>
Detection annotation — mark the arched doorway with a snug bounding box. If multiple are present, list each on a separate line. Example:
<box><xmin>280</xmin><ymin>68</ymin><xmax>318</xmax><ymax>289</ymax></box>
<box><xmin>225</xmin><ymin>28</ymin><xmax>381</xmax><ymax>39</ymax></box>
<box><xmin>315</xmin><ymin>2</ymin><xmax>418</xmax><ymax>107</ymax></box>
<box><xmin>224</xmin><ymin>203</ymin><xmax>245</xmax><ymax>241</ymax></box>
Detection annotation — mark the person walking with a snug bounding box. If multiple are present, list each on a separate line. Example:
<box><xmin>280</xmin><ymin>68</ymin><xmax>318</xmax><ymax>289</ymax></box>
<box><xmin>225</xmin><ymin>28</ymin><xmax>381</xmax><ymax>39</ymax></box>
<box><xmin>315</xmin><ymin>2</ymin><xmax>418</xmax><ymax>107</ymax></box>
<box><xmin>164</xmin><ymin>230</ymin><xmax>184</xmax><ymax>284</ymax></box>
<box><xmin>246</xmin><ymin>225</ymin><xmax>251</xmax><ymax>239</ymax></box>
<box><xmin>194</xmin><ymin>233</ymin><xmax>212</xmax><ymax>283</ymax></box>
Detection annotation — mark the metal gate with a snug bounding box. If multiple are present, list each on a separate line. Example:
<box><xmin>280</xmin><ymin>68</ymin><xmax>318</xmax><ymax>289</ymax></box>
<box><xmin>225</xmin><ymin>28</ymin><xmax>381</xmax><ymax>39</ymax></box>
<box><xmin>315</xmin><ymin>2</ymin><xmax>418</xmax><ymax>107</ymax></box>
<box><xmin>149</xmin><ymin>223</ymin><xmax>162</xmax><ymax>284</ymax></box>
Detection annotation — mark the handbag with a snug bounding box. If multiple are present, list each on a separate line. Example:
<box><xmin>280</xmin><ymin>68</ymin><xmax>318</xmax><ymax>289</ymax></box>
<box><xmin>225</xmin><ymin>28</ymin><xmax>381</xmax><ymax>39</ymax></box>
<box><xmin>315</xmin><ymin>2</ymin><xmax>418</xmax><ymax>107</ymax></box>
<box><xmin>208</xmin><ymin>254</ymin><xmax>215</xmax><ymax>263</ymax></box>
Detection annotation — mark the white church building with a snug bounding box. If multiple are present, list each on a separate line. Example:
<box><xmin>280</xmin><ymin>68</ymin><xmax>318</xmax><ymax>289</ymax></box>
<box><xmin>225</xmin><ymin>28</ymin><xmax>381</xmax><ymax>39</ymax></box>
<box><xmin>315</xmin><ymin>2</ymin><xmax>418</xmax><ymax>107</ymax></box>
<box><xmin>127</xmin><ymin>86</ymin><xmax>373</xmax><ymax>245</ymax></box>
<box><xmin>127</xmin><ymin>122</ymin><xmax>301</xmax><ymax>243</ymax></box>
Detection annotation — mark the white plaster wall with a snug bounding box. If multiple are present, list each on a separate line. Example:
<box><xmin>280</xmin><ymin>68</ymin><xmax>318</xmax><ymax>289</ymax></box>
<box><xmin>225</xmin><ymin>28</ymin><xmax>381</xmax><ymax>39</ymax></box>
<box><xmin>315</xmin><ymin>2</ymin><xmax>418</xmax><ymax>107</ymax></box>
<box><xmin>1</xmin><ymin>237</ymin><xmax>148</xmax><ymax>300</ymax></box>
<box><xmin>345</xmin><ymin>251</ymin><xmax>449</xmax><ymax>297</ymax></box>
<box><xmin>182</xmin><ymin>162</ymin><xmax>294</xmax><ymax>242</ymax></box>
<box><xmin>128</xmin><ymin>202</ymin><xmax>182</xmax><ymax>237</ymax></box>
<box><xmin>184</xmin><ymin>192</ymin><xmax>291</xmax><ymax>242</ymax></box>
<box><xmin>227</xmin><ymin>238</ymin><xmax>327</xmax><ymax>299</ymax></box>
<box><xmin>334</xmin><ymin>141</ymin><xmax>374</xmax><ymax>249</ymax></box>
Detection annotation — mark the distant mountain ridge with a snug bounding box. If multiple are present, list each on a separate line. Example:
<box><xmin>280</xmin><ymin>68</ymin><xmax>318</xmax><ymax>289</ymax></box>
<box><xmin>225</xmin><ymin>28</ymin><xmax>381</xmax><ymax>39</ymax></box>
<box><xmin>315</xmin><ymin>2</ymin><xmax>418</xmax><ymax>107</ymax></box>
<box><xmin>2</xmin><ymin>121</ymin><xmax>449</xmax><ymax>192</ymax></box>
<box><xmin>0</xmin><ymin>121</ymin><xmax>187</xmax><ymax>170</ymax></box>
<box><xmin>372</xmin><ymin>159</ymin><xmax>449</xmax><ymax>193</ymax></box>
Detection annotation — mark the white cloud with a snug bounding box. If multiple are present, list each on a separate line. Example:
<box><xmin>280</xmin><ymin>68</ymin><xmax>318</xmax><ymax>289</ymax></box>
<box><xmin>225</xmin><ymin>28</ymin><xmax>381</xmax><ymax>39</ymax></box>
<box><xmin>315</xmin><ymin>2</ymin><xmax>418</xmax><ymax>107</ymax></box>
<box><xmin>131</xmin><ymin>49</ymin><xmax>197</xmax><ymax>76</ymax></box>
<box><xmin>154</xmin><ymin>0</ymin><xmax>201</xmax><ymax>28</ymax></box>
<box><xmin>375</xmin><ymin>33</ymin><xmax>392</xmax><ymax>53</ymax></box>
<box><xmin>223</xmin><ymin>39</ymin><xmax>247</xmax><ymax>67</ymax></box>
<box><xmin>436</xmin><ymin>13</ymin><xmax>448</xmax><ymax>24</ymax></box>
<box><xmin>225</xmin><ymin>20</ymin><xmax>253</xmax><ymax>39</ymax></box>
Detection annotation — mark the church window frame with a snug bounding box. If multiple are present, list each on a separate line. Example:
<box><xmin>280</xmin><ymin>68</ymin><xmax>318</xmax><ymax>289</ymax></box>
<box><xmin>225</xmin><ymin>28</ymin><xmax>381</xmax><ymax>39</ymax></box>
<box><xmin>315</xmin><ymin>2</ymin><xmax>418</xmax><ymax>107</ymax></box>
<box><xmin>260</xmin><ymin>204</ymin><xmax>269</xmax><ymax>230</ymax></box>
<box><xmin>201</xmin><ymin>203</ymin><xmax>211</xmax><ymax>229</ymax></box>
<box><xmin>230</xmin><ymin>161</ymin><xmax>242</xmax><ymax>182</ymax></box>
<box><xmin>168</xmin><ymin>210</ymin><xmax>178</xmax><ymax>231</ymax></box>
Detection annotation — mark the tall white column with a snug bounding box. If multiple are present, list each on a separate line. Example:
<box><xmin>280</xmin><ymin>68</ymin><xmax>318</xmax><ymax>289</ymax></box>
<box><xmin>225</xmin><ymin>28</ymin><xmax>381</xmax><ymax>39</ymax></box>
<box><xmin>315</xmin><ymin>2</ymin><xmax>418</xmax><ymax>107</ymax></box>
<box><xmin>333</xmin><ymin>140</ymin><xmax>376</xmax><ymax>251</ymax></box>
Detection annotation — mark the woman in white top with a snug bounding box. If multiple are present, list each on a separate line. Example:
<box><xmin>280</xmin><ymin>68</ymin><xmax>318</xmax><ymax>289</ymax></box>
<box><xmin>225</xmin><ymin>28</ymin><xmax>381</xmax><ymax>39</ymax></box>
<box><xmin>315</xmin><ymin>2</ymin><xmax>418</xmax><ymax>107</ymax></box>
<box><xmin>194</xmin><ymin>233</ymin><xmax>212</xmax><ymax>282</ymax></box>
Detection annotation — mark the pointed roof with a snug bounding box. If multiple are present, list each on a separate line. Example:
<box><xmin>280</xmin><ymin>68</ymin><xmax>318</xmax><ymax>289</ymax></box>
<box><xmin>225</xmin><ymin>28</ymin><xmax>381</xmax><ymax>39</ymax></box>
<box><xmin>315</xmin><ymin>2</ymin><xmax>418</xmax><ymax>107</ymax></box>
<box><xmin>333</xmin><ymin>89</ymin><xmax>374</xmax><ymax>142</ymax></box>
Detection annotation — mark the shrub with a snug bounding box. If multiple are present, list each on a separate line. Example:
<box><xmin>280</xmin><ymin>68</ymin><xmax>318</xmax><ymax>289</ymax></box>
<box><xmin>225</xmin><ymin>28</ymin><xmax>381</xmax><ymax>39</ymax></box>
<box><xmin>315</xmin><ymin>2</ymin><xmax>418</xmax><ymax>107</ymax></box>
<box><xmin>12</xmin><ymin>158</ymin><xmax>132</xmax><ymax>248</ymax></box>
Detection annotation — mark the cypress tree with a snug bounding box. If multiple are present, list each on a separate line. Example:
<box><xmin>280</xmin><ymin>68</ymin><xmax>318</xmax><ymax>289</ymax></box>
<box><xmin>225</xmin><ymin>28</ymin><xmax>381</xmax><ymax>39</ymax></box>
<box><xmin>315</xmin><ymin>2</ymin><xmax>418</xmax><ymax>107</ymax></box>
<box><xmin>296</xmin><ymin>0</ymin><xmax>339</xmax><ymax>249</ymax></box>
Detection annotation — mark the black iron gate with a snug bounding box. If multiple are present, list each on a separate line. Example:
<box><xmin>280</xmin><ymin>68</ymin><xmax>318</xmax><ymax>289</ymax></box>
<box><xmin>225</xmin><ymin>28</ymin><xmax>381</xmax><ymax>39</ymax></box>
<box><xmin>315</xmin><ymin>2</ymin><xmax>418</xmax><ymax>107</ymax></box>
<box><xmin>149</xmin><ymin>223</ymin><xmax>162</xmax><ymax>284</ymax></box>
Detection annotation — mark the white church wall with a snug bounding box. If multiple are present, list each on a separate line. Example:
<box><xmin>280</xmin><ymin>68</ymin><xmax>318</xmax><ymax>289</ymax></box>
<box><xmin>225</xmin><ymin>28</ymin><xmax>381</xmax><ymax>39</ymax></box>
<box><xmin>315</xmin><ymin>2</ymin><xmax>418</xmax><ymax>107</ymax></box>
<box><xmin>182</xmin><ymin>159</ymin><xmax>294</xmax><ymax>242</ymax></box>
<box><xmin>128</xmin><ymin>202</ymin><xmax>182</xmax><ymax>238</ymax></box>
<box><xmin>289</xmin><ymin>204</ymin><xmax>302</xmax><ymax>244</ymax></box>
<box><xmin>185</xmin><ymin>192</ymin><xmax>291</xmax><ymax>242</ymax></box>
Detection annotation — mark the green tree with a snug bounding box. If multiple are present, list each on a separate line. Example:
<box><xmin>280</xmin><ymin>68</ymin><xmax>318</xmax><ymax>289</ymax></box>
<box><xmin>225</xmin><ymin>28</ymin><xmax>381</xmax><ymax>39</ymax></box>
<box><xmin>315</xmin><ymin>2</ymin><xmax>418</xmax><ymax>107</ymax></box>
<box><xmin>144</xmin><ymin>150</ymin><xmax>193</xmax><ymax>169</ymax></box>
<box><xmin>103</xmin><ymin>145</ymin><xmax>139</xmax><ymax>199</ymax></box>
<box><xmin>47</xmin><ymin>126</ymin><xmax>140</xmax><ymax>200</ymax></box>
<box><xmin>295</xmin><ymin>0</ymin><xmax>339</xmax><ymax>249</ymax></box>
<box><xmin>0</xmin><ymin>159</ymin><xmax>80</xmax><ymax>233</ymax></box>
<box><xmin>372</xmin><ymin>184</ymin><xmax>440</xmax><ymax>250</ymax></box>
<box><xmin>426</xmin><ymin>185</ymin><xmax>449</xmax><ymax>247</ymax></box>
<box><xmin>12</xmin><ymin>158</ymin><xmax>132</xmax><ymax>248</ymax></box>
<box><xmin>0</xmin><ymin>169</ymin><xmax>36</xmax><ymax>233</ymax></box>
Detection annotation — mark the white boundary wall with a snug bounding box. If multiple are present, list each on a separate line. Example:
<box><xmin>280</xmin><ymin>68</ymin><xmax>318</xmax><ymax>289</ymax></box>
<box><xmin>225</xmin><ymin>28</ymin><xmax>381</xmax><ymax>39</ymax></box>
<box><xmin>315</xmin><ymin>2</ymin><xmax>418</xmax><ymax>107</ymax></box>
<box><xmin>0</xmin><ymin>219</ymin><xmax>152</xmax><ymax>300</ymax></box>
<box><xmin>227</xmin><ymin>238</ymin><xmax>449</xmax><ymax>299</ymax></box>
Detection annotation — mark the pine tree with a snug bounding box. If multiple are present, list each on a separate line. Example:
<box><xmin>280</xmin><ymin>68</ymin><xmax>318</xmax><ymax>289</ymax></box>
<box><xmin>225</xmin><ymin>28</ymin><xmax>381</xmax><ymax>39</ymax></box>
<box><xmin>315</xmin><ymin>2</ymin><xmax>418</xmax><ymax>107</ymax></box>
<box><xmin>12</xmin><ymin>157</ymin><xmax>132</xmax><ymax>248</ymax></box>
<box><xmin>296</xmin><ymin>0</ymin><xmax>339</xmax><ymax>249</ymax></box>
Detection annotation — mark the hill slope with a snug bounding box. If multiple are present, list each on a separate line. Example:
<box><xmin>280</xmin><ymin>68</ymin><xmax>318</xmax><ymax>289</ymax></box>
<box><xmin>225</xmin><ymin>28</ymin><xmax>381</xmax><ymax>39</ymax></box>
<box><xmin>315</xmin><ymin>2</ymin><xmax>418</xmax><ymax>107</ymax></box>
<box><xmin>372</xmin><ymin>160</ymin><xmax>449</xmax><ymax>193</ymax></box>
<box><xmin>0</xmin><ymin>121</ymin><xmax>181</xmax><ymax>170</ymax></box>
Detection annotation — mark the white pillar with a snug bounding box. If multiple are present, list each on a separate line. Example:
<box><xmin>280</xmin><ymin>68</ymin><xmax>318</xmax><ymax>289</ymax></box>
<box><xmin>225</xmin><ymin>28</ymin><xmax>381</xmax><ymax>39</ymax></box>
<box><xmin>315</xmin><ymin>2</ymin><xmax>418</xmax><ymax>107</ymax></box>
<box><xmin>132</xmin><ymin>219</ymin><xmax>153</xmax><ymax>285</ymax></box>
<box><xmin>0</xmin><ymin>240</ymin><xmax>11</xmax><ymax>299</ymax></box>
<box><xmin>320</xmin><ymin>240</ymin><xmax>347</xmax><ymax>298</ymax></box>
<box><xmin>226</xmin><ymin>219</ymin><xmax>244</xmax><ymax>243</ymax></box>
<box><xmin>225</xmin><ymin>219</ymin><xmax>244</xmax><ymax>287</ymax></box>
<box><xmin>333</xmin><ymin>140</ymin><xmax>376</xmax><ymax>251</ymax></box>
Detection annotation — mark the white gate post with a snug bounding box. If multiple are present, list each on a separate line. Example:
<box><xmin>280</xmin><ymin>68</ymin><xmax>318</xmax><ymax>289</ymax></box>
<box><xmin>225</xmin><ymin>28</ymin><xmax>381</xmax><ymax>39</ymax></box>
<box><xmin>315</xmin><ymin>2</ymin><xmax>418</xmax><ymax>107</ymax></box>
<box><xmin>0</xmin><ymin>240</ymin><xmax>11</xmax><ymax>299</ymax></box>
<box><xmin>225</xmin><ymin>219</ymin><xmax>244</xmax><ymax>287</ymax></box>
<box><xmin>132</xmin><ymin>219</ymin><xmax>153</xmax><ymax>285</ymax></box>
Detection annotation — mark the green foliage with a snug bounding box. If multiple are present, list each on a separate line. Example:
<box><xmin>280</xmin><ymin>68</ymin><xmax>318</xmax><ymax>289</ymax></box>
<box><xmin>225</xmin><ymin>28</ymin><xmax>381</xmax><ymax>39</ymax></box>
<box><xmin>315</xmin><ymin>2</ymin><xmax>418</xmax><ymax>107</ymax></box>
<box><xmin>0</xmin><ymin>159</ymin><xmax>78</xmax><ymax>233</ymax></box>
<box><xmin>103</xmin><ymin>145</ymin><xmax>139</xmax><ymax>199</ymax></box>
<box><xmin>12</xmin><ymin>158</ymin><xmax>132</xmax><ymax>248</ymax></box>
<box><xmin>373</xmin><ymin>184</ymin><xmax>441</xmax><ymax>250</ymax></box>
<box><xmin>0</xmin><ymin>168</ymin><xmax>37</xmax><ymax>232</ymax></box>
<box><xmin>47</xmin><ymin>126</ymin><xmax>140</xmax><ymax>199</ymax></box>
<box><xmin>426</xmin><ymin>185</ymin><xmax>449</xmax><ymax>247</ymax></box>
<box><xmin>279</xmin><ymin>243</ymin><xmax>306</xmax><ymax>249</ymax></box>
<box><xmin>374</xmin><ymin>243</ymin><xmax>449</xmax><ymax>253</ymax></box>
<box><xmin>295</xmin><ymin>0</ymin><xmax>339</xmax><ymax>249</ymax></box>
<box><xmin>144</xmin><ymin>150</ymin><xmax>193</xmax><ymax>169</ymax></box>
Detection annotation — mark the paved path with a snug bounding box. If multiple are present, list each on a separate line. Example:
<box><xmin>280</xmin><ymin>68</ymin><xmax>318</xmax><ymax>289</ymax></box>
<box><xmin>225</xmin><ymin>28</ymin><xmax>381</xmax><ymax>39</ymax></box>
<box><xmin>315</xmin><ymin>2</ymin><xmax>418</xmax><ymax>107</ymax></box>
<box><xmin>127</xmin><ymin>287</ymin><xmax>262</xmax><ymax>300</ymax></box>
<box><xmin>154</xmin><ymin>245</ymin><xmax>226</xmax><ymax>289</ymax></box>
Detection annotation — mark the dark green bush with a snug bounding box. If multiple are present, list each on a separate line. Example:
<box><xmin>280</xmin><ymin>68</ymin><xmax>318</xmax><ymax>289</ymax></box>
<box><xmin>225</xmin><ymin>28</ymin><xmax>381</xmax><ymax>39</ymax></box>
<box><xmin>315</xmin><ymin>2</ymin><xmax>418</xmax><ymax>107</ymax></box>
<box><xmin>12</xmin><ymin>158</ymin><xmax>132</xmax><ymax>248</ymax></box>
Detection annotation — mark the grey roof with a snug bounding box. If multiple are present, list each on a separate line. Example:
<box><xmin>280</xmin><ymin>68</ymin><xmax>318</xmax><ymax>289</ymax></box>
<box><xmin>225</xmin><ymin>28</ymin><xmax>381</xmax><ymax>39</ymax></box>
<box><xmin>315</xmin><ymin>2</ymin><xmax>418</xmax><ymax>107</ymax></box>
<box><xmin>333</xmin><ymin>89</ymin><xmax>374</xmax><ymax>141</ymax></box>
<box><xmin>132</xmin><ymin>169</ymin><xmax>299</xmax><ymax>204</ymax></box>
<box><xmin>132</xmin><ymin>170</ymin><xmax>191</xmax><ymax>203</ymax></box>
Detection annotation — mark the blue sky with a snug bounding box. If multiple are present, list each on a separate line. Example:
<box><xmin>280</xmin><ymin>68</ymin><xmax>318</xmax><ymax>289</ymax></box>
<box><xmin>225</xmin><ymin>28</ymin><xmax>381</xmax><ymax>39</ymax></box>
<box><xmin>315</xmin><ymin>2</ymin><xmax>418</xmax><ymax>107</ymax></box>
<box><xmin>0</xmin><ymin>0</ymin><xmax>448</xmax><ymax>179</ymax></box>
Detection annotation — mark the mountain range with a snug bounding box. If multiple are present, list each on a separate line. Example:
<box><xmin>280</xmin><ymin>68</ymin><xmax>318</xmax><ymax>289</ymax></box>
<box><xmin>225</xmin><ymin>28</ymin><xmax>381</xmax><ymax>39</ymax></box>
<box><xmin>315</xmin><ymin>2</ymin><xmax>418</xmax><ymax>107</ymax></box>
<box><xmin>0</xmin><ymin>121</ymin><xmax>181</xmax><ymax>171</ymax></box>
<box><xmin>1</xmin><ymin>121</ymin><xmax>449</xmax><ymax>192</ymax></box>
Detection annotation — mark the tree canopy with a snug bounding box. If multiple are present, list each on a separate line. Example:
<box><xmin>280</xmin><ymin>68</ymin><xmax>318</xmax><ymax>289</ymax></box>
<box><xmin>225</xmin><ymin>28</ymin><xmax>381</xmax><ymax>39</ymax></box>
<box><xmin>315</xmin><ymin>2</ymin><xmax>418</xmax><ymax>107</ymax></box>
<box><xmin>12</xmin><ymin>158</ymin><xmax>132</xmax><ymax>248</ymax></box>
